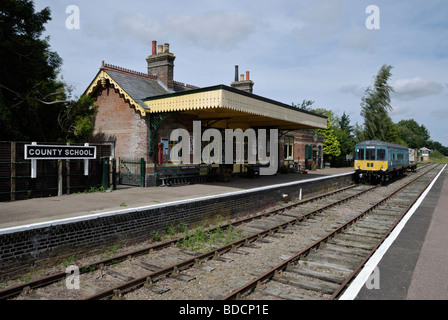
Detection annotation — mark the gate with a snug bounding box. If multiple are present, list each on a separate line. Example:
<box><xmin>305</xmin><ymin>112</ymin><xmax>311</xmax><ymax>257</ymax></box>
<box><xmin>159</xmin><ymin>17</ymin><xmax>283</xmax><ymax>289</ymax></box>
<box><xmin>119</xmin><ymin>157</ymin><xmax>145</xmax><ymax>187</ymax></box>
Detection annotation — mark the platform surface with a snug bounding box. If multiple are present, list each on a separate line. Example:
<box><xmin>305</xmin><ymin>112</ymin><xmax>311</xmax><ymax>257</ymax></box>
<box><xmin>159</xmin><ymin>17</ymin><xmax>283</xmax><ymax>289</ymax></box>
<box><xmin>0</xmin><ymin>168</ymin><xmax>353</xmax><ymax>229</ymax></box>
<box><xmin>343</xmin><ymin>165</ymin><xmax>448</xmax><ymax>300</ymax></box>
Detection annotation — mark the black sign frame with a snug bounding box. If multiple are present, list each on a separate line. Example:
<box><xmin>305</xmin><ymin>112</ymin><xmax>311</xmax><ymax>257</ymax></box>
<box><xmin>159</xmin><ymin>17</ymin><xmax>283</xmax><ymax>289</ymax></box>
<box><xmin>24</xmin><ymin>144</ymin><xmax>97</xmax><ymax>160</ymax></box>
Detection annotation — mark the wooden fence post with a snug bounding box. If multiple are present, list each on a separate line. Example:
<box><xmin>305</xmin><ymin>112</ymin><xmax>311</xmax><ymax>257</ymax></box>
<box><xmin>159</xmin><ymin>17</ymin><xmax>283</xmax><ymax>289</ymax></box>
<box><xmin>10</xmin><ymin>142</ymin><xmax>15</xmax><ymax>201</ymax></box>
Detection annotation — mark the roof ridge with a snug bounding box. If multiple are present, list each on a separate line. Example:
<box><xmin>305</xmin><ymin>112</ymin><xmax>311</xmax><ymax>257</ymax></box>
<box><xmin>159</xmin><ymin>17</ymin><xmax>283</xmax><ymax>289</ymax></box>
<box><xmin>173</xmin><ymin>80</ymin><xmax>200</xmax><ymax>90</ymax></box>
<box><xmin>101</xmin><ymin>61</ymin><xmax>157</xmax><ymax>80</ymax></box>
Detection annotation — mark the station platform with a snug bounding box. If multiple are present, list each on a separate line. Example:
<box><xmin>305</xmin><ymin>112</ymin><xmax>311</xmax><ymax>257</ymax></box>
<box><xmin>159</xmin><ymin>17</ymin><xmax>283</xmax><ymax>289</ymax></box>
<box><xmin>0</xmin><ymin>167</ymin><xmax>353</xmax><ymax>230</ymax></box>
<box><xmin>341</xmin><ymin>164</ymin><xmax>448</xmax><ymax>300</ymax></box>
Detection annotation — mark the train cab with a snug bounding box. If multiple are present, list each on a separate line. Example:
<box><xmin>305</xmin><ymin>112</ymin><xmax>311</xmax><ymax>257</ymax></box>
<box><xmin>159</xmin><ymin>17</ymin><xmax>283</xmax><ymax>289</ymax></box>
<box><xmin>354</xmin><ymin>140</ymin><xmax>410</xmax><ymax>183</ymax></box>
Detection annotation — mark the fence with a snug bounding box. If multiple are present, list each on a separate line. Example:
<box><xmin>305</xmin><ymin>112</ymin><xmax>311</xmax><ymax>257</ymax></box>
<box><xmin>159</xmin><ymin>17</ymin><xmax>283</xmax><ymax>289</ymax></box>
<box><xmin>0</xmin><ymin>141</ymin><xmax>112</xmax><ymax>202</ymax></box>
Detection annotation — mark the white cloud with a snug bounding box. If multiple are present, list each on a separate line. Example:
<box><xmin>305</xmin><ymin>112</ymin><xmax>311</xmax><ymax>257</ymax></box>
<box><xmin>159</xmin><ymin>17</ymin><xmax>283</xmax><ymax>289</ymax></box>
<box><xmin>390</xmin><ymin>105</ymin><xmax>410</xmax><ymax>116</ymax></box>
<box><xmin>292</xmin><ymin>0</ymin><xmax>344</xmax><ymax>45</ymax></box>
<box><xmin>114</xmin><ymin>11</ymin><xmax>257</xmax><ymax>51</ymax></box>
<box><xmin>339</xmin><ymin>84</ymin><xmax>366</xmax><ymax>97</ymax></box>
<box><xmin>392</xmin><ymin>77</ymin><xmax>444</xmax><ymax>101</ymax></box>
<box><xmin>431</xmin><ymin>109</ymin><xmax>448</xmax><ymax>119</ymax></box>
<box><xmin>339</xmin><ymin>29</ymin><xmax>375</xmax><ymax>52</ymax></box>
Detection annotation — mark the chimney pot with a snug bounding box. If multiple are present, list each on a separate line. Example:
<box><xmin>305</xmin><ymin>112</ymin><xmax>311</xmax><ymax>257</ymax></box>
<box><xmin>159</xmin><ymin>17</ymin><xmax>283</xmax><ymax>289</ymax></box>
<box><xmin>240</xmin><ymin>74</ymin><xmax>244</xmax><ymax>81</ymax></box>
<box><xmin>152</xmin><ymin>41</ymin><xmax>157</xmax><ymax>55</ymax></box>
<box><xmin>246</xmin><ymin>71</ymin><xmax>250</xmax><ymax>81</ymax></box>
<box><xmin>147</xmin><ymin>42</ymin><xmax>175</xmax><ymax>89</ymax></box>
<box><xmin>234</xmin><ymin>65</ymin><xmax>239</xmax><ymax>82</ymax></box>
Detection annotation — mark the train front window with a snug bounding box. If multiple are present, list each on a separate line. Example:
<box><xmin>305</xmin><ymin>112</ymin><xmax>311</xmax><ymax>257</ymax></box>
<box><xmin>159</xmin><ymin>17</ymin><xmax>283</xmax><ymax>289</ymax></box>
<box><xmin>377</xmin><ymin>149</ymin><xmax>385</xmax><ymax>161</ymax></box>
<box><xmin>356</xmin><ymin>148</ymin><xmax>365</xmax><ymax>160</ymax></box>
<box><xmin>366</xmin><ymin>148</ymin><xmax>375</xmax><ymax>160</ymax></box>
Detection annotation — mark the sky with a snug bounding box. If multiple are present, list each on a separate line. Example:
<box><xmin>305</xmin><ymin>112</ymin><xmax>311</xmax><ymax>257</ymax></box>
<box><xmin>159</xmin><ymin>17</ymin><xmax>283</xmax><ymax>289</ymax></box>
<box><xmin>33</xmin><ymin>0</ymin><xmax>448</xmax><ymax>146</ymax></box>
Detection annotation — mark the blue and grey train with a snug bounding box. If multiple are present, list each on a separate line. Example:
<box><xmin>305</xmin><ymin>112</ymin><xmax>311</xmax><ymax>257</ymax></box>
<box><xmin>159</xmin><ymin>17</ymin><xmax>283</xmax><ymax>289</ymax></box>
<box><xmin>354</xmin><ymin>140</ymin><xmax>417</xmax><ymax>183</ymax></box>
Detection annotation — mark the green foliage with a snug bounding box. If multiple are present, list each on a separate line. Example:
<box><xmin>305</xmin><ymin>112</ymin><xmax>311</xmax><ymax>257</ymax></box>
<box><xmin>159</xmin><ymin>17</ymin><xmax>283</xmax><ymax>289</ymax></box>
<box><xmin>0</xmin><ymin>0</ymin><xmax>65</xmax><ymax>141</ymax></box>
<box><xmin>360</xmin><ymin>64</ymin><xmax>398</xmax><ymax>143</ymax></box>
<box><xmin>338</xmin><ymin>112</ymin><xmax>354</xmax><ymax>135</ymax></box>
<box><xmin>292</xmin><ymin>99</ymin><xmax>315</xmax><ymax>111</ymax></box>
<box><xmin>335</xmin><ymin>112</ymin><xmax>356</xmax><ymax>158</ymax></box>
<box><xmin>0</xmin><ymin>1</ymin><xmax>97</xmax><ymax>142</ymax></box>
<box><xmin>431</xmin><ymin>150</ymin><xmax>444</xmax><ymax>159</ymax></box>
<box><xmin>316</xmin><ymin>118</ymin><xmax>341</xmax><ymax>158</ymax></box>
<box><xmin>397</xmin><ymin>119</ymin><xmax>430</xmax><ymax>149</ymax></box>
<box><xmin>58</xmin><ymin>95</ymin><xmax>99</xmax><ymax>142</ymax></box>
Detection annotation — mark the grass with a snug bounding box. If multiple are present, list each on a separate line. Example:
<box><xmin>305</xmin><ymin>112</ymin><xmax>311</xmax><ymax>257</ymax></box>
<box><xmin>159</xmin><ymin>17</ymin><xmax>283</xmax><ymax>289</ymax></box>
<box><xmin>429</xmin><ymin>158</ymin><xmax>448</xmax><ymax>165</ymax></box>
<box><xmin>101</xmin><ymin>244</ymin><xmax>119</xmax><ymax>259</ymax></box>
<box><xmin>173</xmin><ymin>217</ymin><xmax>243</xmax><ymax>252</ymax></box>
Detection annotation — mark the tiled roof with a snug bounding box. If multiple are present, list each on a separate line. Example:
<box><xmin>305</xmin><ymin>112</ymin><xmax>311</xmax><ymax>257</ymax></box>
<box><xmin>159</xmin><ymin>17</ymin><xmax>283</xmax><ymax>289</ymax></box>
<box><xmin>104</xmin><ymin>69</ymin><xmax>168</xmax><ymax>111</ymax></box>
<box><xmin>86</xmin><ymin>63</ymin><xmax>198</xmax><ymax>113</ymax></box>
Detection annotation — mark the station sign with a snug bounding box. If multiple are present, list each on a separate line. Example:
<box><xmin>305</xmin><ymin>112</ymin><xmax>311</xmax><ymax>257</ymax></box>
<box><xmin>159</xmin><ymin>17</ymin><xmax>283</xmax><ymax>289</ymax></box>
<box><xmin>25</xmin><ymin>144</ymin><xmax>97</xmax><ymax>160</ymax></box>
<box><xmin>25</xmin><ymin>143</ymin><xmax>96</xmax><ymax>179</ymax></box>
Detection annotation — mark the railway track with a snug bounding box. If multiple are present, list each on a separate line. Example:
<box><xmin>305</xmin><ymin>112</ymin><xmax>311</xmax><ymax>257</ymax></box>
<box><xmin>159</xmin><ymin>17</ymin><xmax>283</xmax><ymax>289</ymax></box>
<box><xmin>0</xmin><ymin>182</ymin><xmax>366</xmax><ymax>300</ymax></box>
<box><xmin>224</xmin><ymin>163</ymin><xmax>444</xmax><ymax>300</ymax></box>
<box><xmin>0</xmin><ymin>163</ymin><xmax>440</xmax><ymax>300</ymax></box>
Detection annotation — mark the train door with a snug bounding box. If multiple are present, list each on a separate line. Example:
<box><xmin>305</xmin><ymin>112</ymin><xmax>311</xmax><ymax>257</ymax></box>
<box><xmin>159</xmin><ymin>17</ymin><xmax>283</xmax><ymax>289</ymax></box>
<box><xmin>366</xmin><ymin>146</ymin><xmax>375</xmax><ymax>170</ymax></box>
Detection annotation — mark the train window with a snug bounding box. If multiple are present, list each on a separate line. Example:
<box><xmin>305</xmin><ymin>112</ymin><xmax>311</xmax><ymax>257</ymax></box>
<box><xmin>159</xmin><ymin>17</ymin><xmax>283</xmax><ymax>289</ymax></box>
<box><xmin>366</xmin><ymin>148</ymin><xmax>375</xmax><ymax>160</ymax></box>
<box><xmin>356</xmin><ymin>148</ymin><xmax>365</xmax><ymax>160</ymax></box>
<box><xmin>377</xmin><ymin>149</ymin><xmax>385</xmax><ymax>161</ymax></box>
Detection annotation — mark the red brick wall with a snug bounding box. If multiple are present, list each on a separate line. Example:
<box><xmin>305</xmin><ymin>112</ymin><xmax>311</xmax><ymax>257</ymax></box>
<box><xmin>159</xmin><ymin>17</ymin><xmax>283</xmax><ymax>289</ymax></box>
<box><xmin>92</xmin><ymin>86</ymin><xmax>149</xmax><ymax>162</ymax></box>
<box><xmin>280</xmin><ymin>131</ymin><xmax>324</xmax><ymax>168</ymax></box>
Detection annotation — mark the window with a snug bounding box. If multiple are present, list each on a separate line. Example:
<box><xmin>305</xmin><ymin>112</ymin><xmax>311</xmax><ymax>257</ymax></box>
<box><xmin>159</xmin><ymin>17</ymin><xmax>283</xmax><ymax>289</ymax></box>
<box><xmin>356</xmin><ymin>148</ymin><xmax>365</xmax><ymax>160</ymax></box>
<box><xmin>366</xmin><ymin>148</ymin><xmax>376</xmax><ymax>160</ymax></box>
<box><xmin>377</xmin><ymin>149</ymin><xmax>386</xmax><ymax>161</ymax></box>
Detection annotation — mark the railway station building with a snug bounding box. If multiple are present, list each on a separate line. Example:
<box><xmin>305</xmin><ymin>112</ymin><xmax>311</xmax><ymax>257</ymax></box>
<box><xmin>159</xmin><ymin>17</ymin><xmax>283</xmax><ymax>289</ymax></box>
<box><xmin>84</xmin><ymin>41</ymin><xmax>326</xmax><ymax>186</ymax></box>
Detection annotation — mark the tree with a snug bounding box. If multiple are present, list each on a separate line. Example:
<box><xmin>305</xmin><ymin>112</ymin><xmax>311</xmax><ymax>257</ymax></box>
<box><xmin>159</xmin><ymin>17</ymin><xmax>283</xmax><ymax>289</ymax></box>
<box><xmin>0</xmin><ymin>1</ymin><xmax>96</xmax><ymax>142</ymax></box>
<box><xmin>397</xmin><ymin>119</ymin><xmax>430</xmax><ymax>149</ymax></box>
<box><xmin>311</xmin><ymin>109</ymin><xmax>341</xmax><ymax>163</ymax></box>
<box><xmin>292</xmin><ymin>99</ymin><xmax>315</xmax><ymax>112</ymax></box>
<box><xmin>316</xmin><ymin>118</ymin><xmax>341</xmax><ymax>161</ymax></box>
<box><xmin>57</xmin><ymin>95</ymin><xmax>99</xmax><ymax>142</ymax></box>
<box><xmin>360</xmin><ymin>64</ymin><xmax>396</xmax><ymax>142</ymax></box>
<box><xmin>0</xmin><ymin>0</ymin><xmax>66</xmax><ymax>141</ymax></box>
<box><xmin>338</xmin><ymin>112</ymin><xmax>354</xmax><ymax>136</ymax></box>
<box><xmin>334</xmin><ymin>112</ymin><xmax>356</xmax><ymax>164</ymax></box>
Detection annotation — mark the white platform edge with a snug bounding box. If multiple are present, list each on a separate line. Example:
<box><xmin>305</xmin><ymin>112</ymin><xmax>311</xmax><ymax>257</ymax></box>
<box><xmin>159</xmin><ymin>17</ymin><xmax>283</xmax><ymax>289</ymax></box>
<box><xmin>339</xmin><ymin>164</ymin><xmax>446</xmax><ymax>300</ymax></box>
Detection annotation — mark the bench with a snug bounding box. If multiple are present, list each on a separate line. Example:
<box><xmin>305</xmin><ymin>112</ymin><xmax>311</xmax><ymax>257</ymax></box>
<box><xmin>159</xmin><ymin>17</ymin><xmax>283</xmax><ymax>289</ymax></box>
<box><xmin>158</xmin><ymin>165</ymin><xmax>213</xmax><ymax>186</ymax></box>
<box><xmin>244</xmin><ymin>163</ymin><xmax>270</xmax><ymax>178</ymax></box>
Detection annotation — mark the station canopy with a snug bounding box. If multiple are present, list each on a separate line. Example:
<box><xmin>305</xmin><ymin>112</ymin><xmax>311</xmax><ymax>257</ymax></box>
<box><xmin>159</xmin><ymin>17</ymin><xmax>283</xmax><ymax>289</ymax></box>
<box><xmin>143</xmin><ymin>85</ymin><xmax>327</xmax><ymax>130</ymax></box>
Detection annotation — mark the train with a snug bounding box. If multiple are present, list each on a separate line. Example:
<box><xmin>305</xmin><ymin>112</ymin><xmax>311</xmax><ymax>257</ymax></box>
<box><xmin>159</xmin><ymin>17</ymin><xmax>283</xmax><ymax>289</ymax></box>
<box><xmin>354</xmin><ymin>140</ymin><xmax>417</xmax><ymax>184</ymax></box>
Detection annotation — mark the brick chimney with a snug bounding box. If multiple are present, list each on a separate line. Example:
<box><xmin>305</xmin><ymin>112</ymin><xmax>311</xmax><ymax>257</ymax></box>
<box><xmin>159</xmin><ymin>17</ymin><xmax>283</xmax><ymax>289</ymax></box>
<box><xmin>230</xmin><ymin>65</ymin><xmax>254</xmax><ymax>93</ymax></box>
<box><xmin>146</xmin><ymin>41</ymin><xmax>175</xmax><ymax>90</ymax></box>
